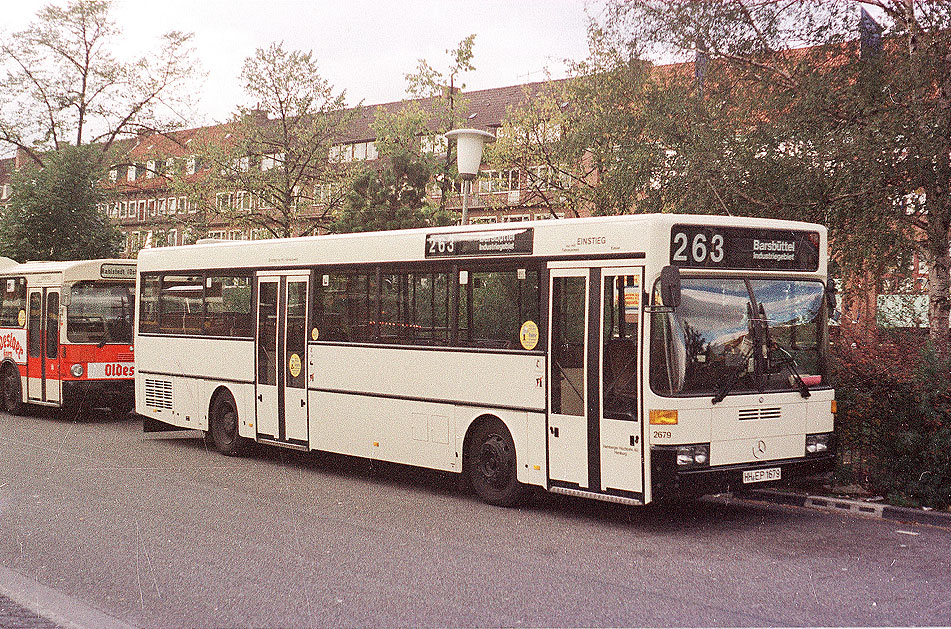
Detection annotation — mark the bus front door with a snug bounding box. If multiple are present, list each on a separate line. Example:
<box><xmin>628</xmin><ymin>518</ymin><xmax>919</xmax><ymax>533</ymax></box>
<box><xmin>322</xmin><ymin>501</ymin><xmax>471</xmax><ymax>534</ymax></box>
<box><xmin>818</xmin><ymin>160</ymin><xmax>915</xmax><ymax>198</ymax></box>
<box><xmin>26</xmin><ymin>288</ymin><xmax>61</xmax><ymax>405</ymax></box>
<box><xmin>548</xmin><ymin>266</ymin><xmax>644</xmax><ymax>501</ymax></box>
<box><xmin>255</xmin><ymin>274</ymin><xmax>309</xmax><ymax>447</ymax></box>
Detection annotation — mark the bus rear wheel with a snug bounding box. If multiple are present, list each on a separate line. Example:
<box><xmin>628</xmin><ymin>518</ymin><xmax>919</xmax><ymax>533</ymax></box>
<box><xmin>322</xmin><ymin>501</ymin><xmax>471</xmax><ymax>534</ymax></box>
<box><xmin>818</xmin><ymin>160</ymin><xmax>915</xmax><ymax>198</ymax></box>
<box><xmin>465</xmin><ymin>418</ymin><xmax>525</xmax><ymax>507</ymax></box>
<box><xmin>2</xmin><ymin>364</ymin><xmax>23</xmax><ymax>415</ymax></box>
<box><xmin>205</xmin><ymin>392</ymin><xmax>245</xmax><ymax>456</ymax></box>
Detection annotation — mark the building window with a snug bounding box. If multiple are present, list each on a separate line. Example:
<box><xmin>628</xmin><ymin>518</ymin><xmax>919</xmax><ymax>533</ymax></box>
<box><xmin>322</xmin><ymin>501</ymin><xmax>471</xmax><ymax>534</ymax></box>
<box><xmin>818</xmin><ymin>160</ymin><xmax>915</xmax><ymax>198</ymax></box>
<box><xmin>479</xmin><ymin>169</ymin><xmax>518</xmax><ymax>193</ymax></box>
<box><xmin>216</xmin><ymin>193</ymin><xmax>233</xmax><ymax>211</ymax></box>
<box><xmin>186</xmin><ymin>156</ymin><xmax>196</xmax><ymax>175</ymax></box>
<box><xmin>109</xmin><ymin>168</ymin><xmax>118</xmax><ymax>182</ymax></box>
<box><xmin>146</xmin><ymin>160</ymin><xmax>156</xmax><ymax>178</ymax></box>
<box><xmin>420</xmin><ymin>134</ymin><xmax>447</xmax><ymax>155</ymax></box>
<box><xmin>127</xmin><ymin>165</ymin><xmax>136</xmax><ymax>182</ymax></box>
<box><xmin>236</xmin><ymin>191</ymin><xmax>252</xmax><ymax>210</ymax></box>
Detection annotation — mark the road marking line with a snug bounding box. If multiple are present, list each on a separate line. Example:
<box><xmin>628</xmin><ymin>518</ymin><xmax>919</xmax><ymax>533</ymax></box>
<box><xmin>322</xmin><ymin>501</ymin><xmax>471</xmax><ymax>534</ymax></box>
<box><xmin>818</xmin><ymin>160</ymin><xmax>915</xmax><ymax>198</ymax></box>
<box><xmin>0</xmin><ymin>563</ymin><xmax>135</xmax><ymax>629</ymax></box>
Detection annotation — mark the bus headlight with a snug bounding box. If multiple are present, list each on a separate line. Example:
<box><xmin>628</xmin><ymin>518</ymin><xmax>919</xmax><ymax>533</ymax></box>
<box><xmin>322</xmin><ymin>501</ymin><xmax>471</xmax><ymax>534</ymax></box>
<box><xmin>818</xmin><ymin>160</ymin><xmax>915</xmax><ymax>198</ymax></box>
<box><xmin>677</xmin><ymin>444</ymin><xmax>710</xmax><ymax>468</ymax></box>
<box><xmin>806</xmin><ymin>433</ymin><xmax>831</xmax><ymax>455</ymax></box>
<box><xmin>70</xmin><ymin>364</ymin><xmax>84</xmax><ymax>377</ymax></box>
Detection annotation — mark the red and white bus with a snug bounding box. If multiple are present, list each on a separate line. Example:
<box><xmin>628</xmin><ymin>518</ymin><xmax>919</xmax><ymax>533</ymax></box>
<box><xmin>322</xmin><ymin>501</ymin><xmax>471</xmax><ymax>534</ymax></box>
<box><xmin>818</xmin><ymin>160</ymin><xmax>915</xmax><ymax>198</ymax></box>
<box><xmin>0</xmin><ymin>258</ymin><xmax>136</xmax><ymax>416</ymax></box>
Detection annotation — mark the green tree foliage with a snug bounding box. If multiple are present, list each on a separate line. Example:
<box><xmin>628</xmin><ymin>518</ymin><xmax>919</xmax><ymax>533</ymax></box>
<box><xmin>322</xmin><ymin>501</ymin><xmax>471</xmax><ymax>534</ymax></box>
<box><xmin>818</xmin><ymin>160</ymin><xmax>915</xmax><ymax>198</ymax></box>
<box><xmin>331</xmin><ymin>154</ymin><xmax>451</xmax><ymax>233</ymax></box>
<box><xmin>0</xmin><ymin>145</ymin><xmax>121</xmax><ymax>260</ymax></box>
<box><xmin>173</xmin><ymin>43</ymin><xmax>355</xmax><ymax>238</ymax></box>
<box><xmin>0</xmin><ymin>0</ymin><xmax>196</xmax><ymax>259</ymax></box>
<box><xmin>383</xmin><ymin>35</ymin><xmax>476</xmax><ymax>216</ymax></box>
<box><xmin>0</xmin><ymin>0</ymin><xmax>197</xmax><ymax>164</ymax></box>
<box><xmin>833</xmin><ymin>333</ymin><xmax>951</xmax><ymax>508</ymax></box>
<box><xmin>332</xmin><ymin>35</ymin><xmax>477</xmax><ymax>233</ymax></box>
<box><xmin>580</xmin><ymin>0</ymin><xmax>951</xmax><ymax>344</ymax></box>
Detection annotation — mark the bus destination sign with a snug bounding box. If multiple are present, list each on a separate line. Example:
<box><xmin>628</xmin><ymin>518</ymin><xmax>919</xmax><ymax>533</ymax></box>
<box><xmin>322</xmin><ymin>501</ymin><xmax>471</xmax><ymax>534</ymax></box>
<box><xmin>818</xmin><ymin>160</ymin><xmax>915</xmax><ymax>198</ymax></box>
<box><xmin>100</xmin><ymin>263</ymin><xmax>137</xmax><ymax>280</ymax></box>
<box><xmin>425</xmin><ymin>228</ymin><xmax>534</xmax><ymax>258</ymax></box>
<box><xmin>670</xmin><ymin>224</ymin><xmax>820</xmax><ymax>271</ymax></box>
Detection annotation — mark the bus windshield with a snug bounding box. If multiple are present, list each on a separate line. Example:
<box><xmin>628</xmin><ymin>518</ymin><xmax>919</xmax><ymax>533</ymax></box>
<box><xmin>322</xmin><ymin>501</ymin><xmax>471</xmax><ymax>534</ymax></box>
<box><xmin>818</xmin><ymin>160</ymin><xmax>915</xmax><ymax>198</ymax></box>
<box><xmin>650</xmin><ymin>277</ymin><xmax>827</xmax><ymax>397</ymax></box>
<box><xmin>67</xmin><ymin>281</ymin><xmax>135</xmax><ymax>344</ymax></box>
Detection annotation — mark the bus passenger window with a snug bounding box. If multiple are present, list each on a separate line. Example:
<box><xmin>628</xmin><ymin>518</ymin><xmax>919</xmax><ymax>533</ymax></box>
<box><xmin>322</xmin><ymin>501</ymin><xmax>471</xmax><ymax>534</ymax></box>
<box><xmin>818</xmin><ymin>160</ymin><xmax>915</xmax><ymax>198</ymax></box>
<box><xmin>204</xmin><ymin>275</ymin><xmax>252</xmax><ymax>337</ymax></box>
<box><xmin>459</xmin><ymin>268</ymin><xmax>540</xmax><ymax>350</ymax></box>
<box><xmin>1</xmin><ymin>277</ymin><xmax>26</xmax><ymax>327</ymax></box>
<box><xmin>313</xmin><ymin>273</ymin><xmax>376</xmax><ymax>343</ymax></box>
<box><xmin>159</xmin><ymin>275</ymin><xmax>203</xmax><ymax>334</ymax></box>
<box><xmin>138</xmin><ymin>275</ymin><xmax>159</xmax><ymax>333</ymax></box>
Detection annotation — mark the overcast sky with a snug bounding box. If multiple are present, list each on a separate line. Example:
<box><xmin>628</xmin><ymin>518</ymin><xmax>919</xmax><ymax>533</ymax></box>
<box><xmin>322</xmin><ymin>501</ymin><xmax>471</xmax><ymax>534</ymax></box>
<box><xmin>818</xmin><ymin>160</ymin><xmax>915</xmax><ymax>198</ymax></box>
<box><xmin>4</xmin><ymin>0</ymin><xmax>595</xmax><ymax>126</ymax></box>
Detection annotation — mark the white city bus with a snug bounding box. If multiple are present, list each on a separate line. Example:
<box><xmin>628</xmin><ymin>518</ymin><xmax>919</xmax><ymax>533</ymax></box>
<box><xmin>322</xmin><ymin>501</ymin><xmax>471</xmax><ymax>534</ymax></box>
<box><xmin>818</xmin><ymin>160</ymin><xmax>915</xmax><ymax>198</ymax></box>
<box><xmin>0</xmin><ymin>258</ymin><xmax>136</xmax><ymax>415</ymax></box>
<box><xmin>135</xmin><ymin>214</ymin><xmax>835</xmax><ymax>506</ymax></box>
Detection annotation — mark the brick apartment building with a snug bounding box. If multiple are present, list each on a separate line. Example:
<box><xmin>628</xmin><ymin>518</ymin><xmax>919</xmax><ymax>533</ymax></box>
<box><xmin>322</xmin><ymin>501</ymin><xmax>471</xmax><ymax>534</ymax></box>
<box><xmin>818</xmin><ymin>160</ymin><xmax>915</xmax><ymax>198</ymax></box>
<box><xmin>0</xmin><ymin>81</ymin><xmax>580</xmax><ymax>259</ymax></box>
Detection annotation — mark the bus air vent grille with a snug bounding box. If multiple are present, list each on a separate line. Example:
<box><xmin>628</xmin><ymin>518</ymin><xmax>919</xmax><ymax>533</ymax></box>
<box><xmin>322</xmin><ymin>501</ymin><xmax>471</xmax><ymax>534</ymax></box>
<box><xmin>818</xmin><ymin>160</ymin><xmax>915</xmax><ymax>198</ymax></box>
<box><xmin>144</xmin><ymin>379</ymin><xmax>173</xmax><ymax>410</ymax></box>
<box><xmin>738</xmin><ymin>407</ymin><xmax>781</xmax><ymax>421</ymax></box>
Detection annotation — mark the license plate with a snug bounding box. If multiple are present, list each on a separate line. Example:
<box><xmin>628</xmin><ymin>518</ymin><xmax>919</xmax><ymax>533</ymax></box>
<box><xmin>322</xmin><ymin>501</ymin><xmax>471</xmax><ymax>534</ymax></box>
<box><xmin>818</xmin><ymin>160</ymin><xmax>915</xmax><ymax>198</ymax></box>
<box><xmin>743</xmin><ymin>467</ymin><xmax>781</xmax><ymax>484</ymax></box>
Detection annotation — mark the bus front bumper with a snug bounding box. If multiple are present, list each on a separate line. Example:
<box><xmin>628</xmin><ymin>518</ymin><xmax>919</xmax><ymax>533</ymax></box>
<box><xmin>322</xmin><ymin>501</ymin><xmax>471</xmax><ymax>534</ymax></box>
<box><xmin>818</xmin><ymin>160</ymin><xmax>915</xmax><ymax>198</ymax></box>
<box><xmin>62</xmin><ymin>379</ymin><xmax>135</xmax><ymax>412</ymax></box>
<box><xmin>650</xmin><ymin>446</ymin><xmax>836</xmax><ymax>501</ymax></box>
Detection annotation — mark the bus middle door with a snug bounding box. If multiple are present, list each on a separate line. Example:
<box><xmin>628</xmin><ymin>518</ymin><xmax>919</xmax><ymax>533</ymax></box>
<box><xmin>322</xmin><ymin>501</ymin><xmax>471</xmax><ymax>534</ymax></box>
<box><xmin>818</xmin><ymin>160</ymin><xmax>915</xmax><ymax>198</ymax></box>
<box><xmin>255</xmin><ymin>273</ymin><xmax>309</xmax><ymax>448</ymax></box>
<box><xmin>27</xmin><ymin>288</ymin><xmax>61</xmax><ymax>405</ymax></box>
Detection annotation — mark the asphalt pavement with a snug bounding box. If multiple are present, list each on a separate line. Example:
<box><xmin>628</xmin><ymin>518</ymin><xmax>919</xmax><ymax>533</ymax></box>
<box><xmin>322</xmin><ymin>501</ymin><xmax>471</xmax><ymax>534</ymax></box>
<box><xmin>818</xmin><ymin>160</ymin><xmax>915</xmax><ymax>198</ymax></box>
<box><xmin>0</xmin><ymin>409</ymin><xmax>949</xmax><ymax>627</ymax></box>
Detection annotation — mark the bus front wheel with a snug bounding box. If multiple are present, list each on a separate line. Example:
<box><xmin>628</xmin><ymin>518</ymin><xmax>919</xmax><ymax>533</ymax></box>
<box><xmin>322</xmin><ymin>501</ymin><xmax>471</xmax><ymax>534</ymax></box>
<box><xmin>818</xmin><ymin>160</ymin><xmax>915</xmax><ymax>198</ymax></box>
<box><xmin>2</xmin><ymin>364</ymin><xmax>23</xmax><ymax>416</ymax></box>
<box><xmin>205</xmin><ymin>392</ymin><xmax>245</xmax><ymax>456</ymax></box>
<box><xmin>464</xmin><ymin>418</ymin><xmax>525</xmax><ymax>507</ymax></box>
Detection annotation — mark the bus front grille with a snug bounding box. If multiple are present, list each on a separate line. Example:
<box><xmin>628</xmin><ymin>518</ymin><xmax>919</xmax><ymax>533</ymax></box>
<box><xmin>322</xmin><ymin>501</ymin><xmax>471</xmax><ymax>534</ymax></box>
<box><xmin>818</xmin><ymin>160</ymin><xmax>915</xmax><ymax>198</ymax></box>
<box><xmin>738</xmin><ymin>407</ymin><xmax>781</xmax><ymax>421</ymax></box>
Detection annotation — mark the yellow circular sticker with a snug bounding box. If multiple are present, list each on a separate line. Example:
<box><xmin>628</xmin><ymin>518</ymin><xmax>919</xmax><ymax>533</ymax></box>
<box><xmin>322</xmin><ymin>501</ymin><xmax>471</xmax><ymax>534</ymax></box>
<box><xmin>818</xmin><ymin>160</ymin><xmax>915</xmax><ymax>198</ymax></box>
<box><xmin>311</xmin><ymin>328</ymin><xmax>319</xmax><ymax>341</ymax></box>
<box><xmin>288</xmin><ymin>353</ymin><xmax>302</xmax><ymax>378</ymax></box>
<box><xmin>519</xmin><ymin>320</ymin><xmax>539</xmax><ymax>350</ymax></box>
<box><xmin>17</xmin><ymin>309</ymin><xmax>25</xmax><ymax>327</ymax></box>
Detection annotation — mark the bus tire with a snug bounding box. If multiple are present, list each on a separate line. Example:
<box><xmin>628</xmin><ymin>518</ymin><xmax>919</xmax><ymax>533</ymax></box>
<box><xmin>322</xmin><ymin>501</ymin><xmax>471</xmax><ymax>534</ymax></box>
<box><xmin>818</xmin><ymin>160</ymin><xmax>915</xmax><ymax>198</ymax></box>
<box><xmin>464</xmin><ymin>417</ymin><xmax>525</xmax><ymax>507</ymax></box>
<box><xmin>205</xmin><ymin>391</ymin><xmax>245</xmax><ymax>456</ymax></box>
<box><xmin>2</xmin><ymin>364</ymin><xmax>23</xmax><ymax>416</ymax></box>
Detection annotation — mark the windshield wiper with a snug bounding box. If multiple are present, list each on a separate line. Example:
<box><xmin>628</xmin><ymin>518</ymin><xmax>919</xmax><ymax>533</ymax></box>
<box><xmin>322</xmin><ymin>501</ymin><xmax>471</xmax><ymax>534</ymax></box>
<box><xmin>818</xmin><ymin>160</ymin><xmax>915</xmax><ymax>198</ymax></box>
<box><xmin>711</xmin><ymin>356</ymin><xmax>750</xmax><ymax>405</ymax></box>
<box><xmin>770</xmin><ymin>343</ymin><xmax>812</xmax><ymax>398</ymax></box>
<box><xmin>712</xmin><ymin>301</ymin><xmax>757</xmax><ymax>405</ymax></box>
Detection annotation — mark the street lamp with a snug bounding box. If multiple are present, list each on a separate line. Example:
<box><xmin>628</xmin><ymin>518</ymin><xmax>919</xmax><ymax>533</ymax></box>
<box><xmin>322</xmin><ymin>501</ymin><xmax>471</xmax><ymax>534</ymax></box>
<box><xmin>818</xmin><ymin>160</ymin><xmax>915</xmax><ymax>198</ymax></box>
<box><xmin>445</xmin><ymin>128</ymin><xmax>495</xmax><ymax>225</ymax></box>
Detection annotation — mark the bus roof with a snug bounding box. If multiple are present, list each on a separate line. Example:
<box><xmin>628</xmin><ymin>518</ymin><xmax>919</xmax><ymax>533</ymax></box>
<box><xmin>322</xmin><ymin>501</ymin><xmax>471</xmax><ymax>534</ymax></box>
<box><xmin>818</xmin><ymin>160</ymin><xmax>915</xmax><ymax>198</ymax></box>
<box><xmin>137</xmin><ymin>214</ymin><xmax>828</xmax><ymax>274</ymax></box>
<box><xmin>0</xmin><ymin>258</ymin><xmax>135</xmax><ymax>281</ymax></box>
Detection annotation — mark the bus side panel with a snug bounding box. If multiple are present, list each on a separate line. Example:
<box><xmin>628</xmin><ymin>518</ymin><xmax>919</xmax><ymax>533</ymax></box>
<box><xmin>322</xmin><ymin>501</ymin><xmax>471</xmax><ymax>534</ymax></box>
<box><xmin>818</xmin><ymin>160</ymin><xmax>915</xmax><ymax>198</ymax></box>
<box><xmin>135</xmin><ymin>336</ymin><xmax>255</xmax><ymax>430</ymax></box>
<box><xmin>307</xmin><ymin>345</ymin><xmax>545</xmax><ymax>412</ymax></box>
<box><xmin>307</xmin><ymin>345</ymin><xmax>546</xmax><ymax>476</ymax></box>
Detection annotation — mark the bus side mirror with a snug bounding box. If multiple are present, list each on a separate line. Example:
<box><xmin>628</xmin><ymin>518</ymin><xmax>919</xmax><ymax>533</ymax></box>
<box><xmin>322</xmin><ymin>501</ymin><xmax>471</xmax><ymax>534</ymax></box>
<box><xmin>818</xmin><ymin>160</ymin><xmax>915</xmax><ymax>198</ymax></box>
<box><xmin>825</xmin><ymin>283</ymin><xmax>837</xmax><ymax>311</ymax></box>
<box><xmin>660</xmin><ymin>265</ymin><xmax>682</xmax><ymax>308</ymax></box>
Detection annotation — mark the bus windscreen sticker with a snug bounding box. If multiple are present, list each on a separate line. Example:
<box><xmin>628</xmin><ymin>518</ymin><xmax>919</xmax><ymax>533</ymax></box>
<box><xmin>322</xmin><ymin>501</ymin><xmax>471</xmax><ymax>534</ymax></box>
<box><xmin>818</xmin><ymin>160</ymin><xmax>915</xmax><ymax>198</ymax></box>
<box><xmin>425</xmin><ymin>229</ymin><xmax>533</xmax><ymax>258</ymax></box>
<box><xmin>670</xmin><ymin>225</ymin><xmax>820</xmax><ymax>271</ymax></box>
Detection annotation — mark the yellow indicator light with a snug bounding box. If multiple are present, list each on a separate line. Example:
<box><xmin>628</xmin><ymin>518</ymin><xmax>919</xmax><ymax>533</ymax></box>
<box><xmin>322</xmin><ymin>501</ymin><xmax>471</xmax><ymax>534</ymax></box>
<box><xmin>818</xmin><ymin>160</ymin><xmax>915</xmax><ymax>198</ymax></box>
<box><xmin>373</xmin><ymin>441</ymin><xmax>379</xmax><ymax>447</ymax></box>
<box><xmin>533</xmin><ymin>465</ymin><xmax>541</xmax><ymax>471</ymax></box>
<box><xmin>649</xmin><ymin>409</ymin><xmax>678</xmax><ymax>425</ymax></box>
<box><xmin>831</xmin><ymin>400</ymin><xmax>837</xmax><ymax>415</ymax></box>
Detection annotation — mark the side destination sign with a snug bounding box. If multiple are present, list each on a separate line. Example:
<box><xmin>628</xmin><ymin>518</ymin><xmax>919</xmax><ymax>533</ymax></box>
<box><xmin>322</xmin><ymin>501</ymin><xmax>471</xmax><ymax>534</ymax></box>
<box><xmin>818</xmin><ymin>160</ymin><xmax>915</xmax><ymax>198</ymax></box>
<box><xmin>670</xmin><ymin>224</ymin><xmax>820</xmax><ymax>271</ymax></box>
<box><xmin>101</xmin><ymin>263</ymin><xmax>137</xmax><ymax>280</ymax></box>
<box><xmin>425</xmin><ymin>228</ymin><xmax>534</xmax><ymax>258</ymax></box>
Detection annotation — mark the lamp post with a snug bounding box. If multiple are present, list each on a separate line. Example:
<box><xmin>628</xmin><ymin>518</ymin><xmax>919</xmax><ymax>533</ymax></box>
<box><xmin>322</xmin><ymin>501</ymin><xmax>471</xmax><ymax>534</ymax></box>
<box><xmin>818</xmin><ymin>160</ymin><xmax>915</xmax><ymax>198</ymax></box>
<box><xmin>445</xmin><ymin>128</ymin><xmax>495</xmax><ymax>225</ymax></box>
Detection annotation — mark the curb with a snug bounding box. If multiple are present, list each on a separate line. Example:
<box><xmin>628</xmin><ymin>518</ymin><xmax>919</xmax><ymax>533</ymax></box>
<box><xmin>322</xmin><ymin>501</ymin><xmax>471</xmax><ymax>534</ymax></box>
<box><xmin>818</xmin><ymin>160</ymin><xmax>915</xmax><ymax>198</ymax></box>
<box><xmin>736</xmin><ymin>489</ymin><xmax>951</xmax><ymax>530</ymax></box>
